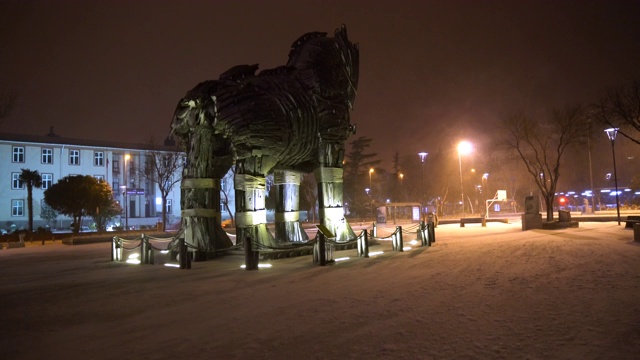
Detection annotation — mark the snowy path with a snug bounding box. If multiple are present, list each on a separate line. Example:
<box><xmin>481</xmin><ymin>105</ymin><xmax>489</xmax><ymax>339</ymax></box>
<box><xmin>1</xmin><ymin>221</ymin><xmax>639</xmax><ymax>359</ymax></box>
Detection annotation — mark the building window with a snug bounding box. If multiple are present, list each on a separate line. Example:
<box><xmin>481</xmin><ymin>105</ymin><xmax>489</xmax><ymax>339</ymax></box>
<box><xmin>69</xmin><ymin>149</ymin><xmax>80</xmax><ymax>165</ymax></box>
<box><xmin>112</xmin><ymin>160</ymin><xmax>119</xmax><ymax>174</ymax></box>
<box><xmin>12</xmin><ymin>146</ymin><xmax>25</xmax><ymax>163</ymax></box>
<box><xmin>42</xmin><ymin>173</ymin><xmax>53</xmax><ymax>190</ymax></box>
<box><xmin>94</xmin><ymin>175</ymin><xmax>105</xmax><ymax>181</ymax></box>
<box><xmin>166</xmin><ymin>199</ymin><xmax>172</xmax><ymax>214</ymax></box>
<box><xmin>12</xmin><ymin>199</ymin><xmax>24</xmax><ymax>216</ymax></box>
<box><xmin>94</xmin><ymin>151</ymin><xmax>104</xmax><ymax>166</ymax></box>
<box><xmin>113</xmin><ymin>180</ymin><xmax>120</xmax><ymax>194</ymax></box>
<box><xmin>42</xmin><ymin>148</ymin><xmax>53</xmax><ymax>164</ymax></box>
<box><xmin>11</xmin><ymin>173</ymin><xmax>24</xmax><ymax>189</ymax></box>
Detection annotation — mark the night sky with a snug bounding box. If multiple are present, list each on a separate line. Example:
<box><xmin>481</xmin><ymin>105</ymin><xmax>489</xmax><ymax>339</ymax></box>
<box><xmin>1</xmin><ymin>0</ymin><xmax>639</xmax><ymax>168</ymax></box>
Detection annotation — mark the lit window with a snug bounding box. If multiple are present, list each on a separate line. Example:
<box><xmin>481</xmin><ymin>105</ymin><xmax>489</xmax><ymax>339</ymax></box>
<box><xmin>42</xmin><ymin>173</ymin><xmax>53</xmax><ymax>190</ymax></box>
<box><xmin>166</xmin><ymin>199</ymin><xmax>172</xmax><ymax>214</ymax></box>
<box><xmin>69</xmin><ymin>150</ymin><xmax>80</xmax><ymax>165</ymax></box>
<box><xmin>12</xmin><ymin>199</ymin><xmax>24</xmax><ymax>216</ymax></box>
<box><xmin>42</xmin><ymin>148</ymin><xmax>53</xmax><ymax>164</ymax></box>
<box><xmin>94</xmin><ymin>151</ymin><xmax>104</xmax><ymax>166</ymax></box>
<box><xmin>11</xmin><ymin>173</ymin><xmax>24</xmax><ymax>189</ymax></box>
<box><xmin>12</xmin><ymin>146</ymin><xmax>25</xmax><ymax>163</ymax></box>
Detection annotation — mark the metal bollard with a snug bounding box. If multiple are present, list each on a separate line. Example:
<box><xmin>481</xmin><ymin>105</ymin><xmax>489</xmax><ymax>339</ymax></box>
<box><xmin>429</xmin><ymin>222</ymin><xmax>436</xmax><ymax>243</ymax></box>
<box><xmin>398</xmin><ymin>226</ymin><xmax>404</xmax><ymax>252</ymax></box>
<box><xmin>179</xmin><ymin>237</ymin><xmax>187</xmax><ymax>269</ymax></box>
<box><xmin>244</xmin><ymin>237</ymin><xmax>258</xmax><ymax>270</ymax></box>
<box><xmin>140</xmin><ymin>235</ymin><xmax>147</xmax><ymax>264</ymax></box>
<box><xmin>111</xmin><ymin>237</ymin><xmax>116</xmax><ymax>261</ymax></box>
<box><xmin>363</xmin><ymin>230</ymin><xmax>369</xmax><ymax>257</ymax></box>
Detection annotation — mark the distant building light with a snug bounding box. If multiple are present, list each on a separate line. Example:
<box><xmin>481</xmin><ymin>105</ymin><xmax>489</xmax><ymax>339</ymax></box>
<box><xmin>601</xmin><ymin>189</ymin><xmax>611</xmax><ymax>193</ymax></box>
<box><xmin>624</xmin><ymin>189</ymin><xmax>632</xmax><ymax>192</ymax></box>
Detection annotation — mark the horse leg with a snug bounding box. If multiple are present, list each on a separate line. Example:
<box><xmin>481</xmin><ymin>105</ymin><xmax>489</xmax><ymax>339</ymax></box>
<box><xmin>234</xmin><ymin>156</ymin><xmax>277</xmax><ymax>249</ymax></box>
<box><xmin>273</xmin><ymin>170</ymin><xmax>309</xmax><ymax>243</ymax></box>
<box><xmin>179</xmin><ymin>129</ymin><xmax>233</xmax><ymax>260</ymax></box>
<box><xmin>315</xmin><ymin>142</ymin><xmax>356</xmax><ymax>242</ymax></box>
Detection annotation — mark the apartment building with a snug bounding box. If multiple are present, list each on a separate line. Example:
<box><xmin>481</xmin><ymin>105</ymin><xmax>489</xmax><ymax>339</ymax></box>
<box><xmin>0</xmin><ymin>131</ymin><xmax>183</xmax><ymax>232</ymax></box>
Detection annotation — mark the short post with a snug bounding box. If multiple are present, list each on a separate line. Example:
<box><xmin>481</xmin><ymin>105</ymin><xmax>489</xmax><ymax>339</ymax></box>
<box><xmin>372</xmin><ymin>222</ymin><xmax>377</xmax><ymax>238</ymax></box>
<box><xmin>429</xmin><ymin>222</ymin><xmax>436</xmax><ymax>243</ymax></box>
<box><xmin>140</xmin><ymin>235</ymin><xmax>147</xmax><ymax>264</ymax></box>
<box><xmin>482</xmin><ymin>217</ymin><xmax>486</xmax><ymax>227</ymax></box>
<box><xmin>244</xmin><ymin>236</ymin><xmax>258</xmax><ymax>270</ymax></box>
<box><xmin>398</xmin><ymin>226</ymin><xmax>404</xmax><ymax>252</ymax></box>
<box><xmin>363</xmin><ymin>230</ymin><xmax>369</xmax><ymax>257</ymax></box>
<box><xmin>313</xmin><ymin>233</ymin><xmax>328</xmax><ymax>265</ymax></box>
<box><xmin>357</xmin><ymin>230</ymin><xmax>369</xmax><ymax>257</ymax></box>
<box><xmin>460</xmin><ymin>218</ymin><xmax>465</xmax><ymax>227</ymax></box>
<box><xmin>111</xmin><ymin>237</ymin><xmax>116</xmax><ymax>261</ymax></box>
<box><xmin>179</xmin><ymin>237</ymin><xmax>187</xmax><ymax>269</ymax></box>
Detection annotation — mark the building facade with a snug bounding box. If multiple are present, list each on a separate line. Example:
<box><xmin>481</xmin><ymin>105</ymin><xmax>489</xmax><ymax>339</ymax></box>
<box><xmin>0</xmin><ymin>132</ymin><xmax>183</xmax><ymax>232</ymax></box>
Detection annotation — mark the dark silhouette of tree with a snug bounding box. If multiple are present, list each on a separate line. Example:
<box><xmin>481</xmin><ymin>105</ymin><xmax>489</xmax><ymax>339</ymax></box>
<box><xmin>343</xmin><ymin>136</ymin><xmax>381</xmax><ymax>218</ymax></box>
<box><xmin>593</xmin><ymin>80</ymin><xmax>640</xmax><ymax>145</ymax></box>
<box><xmin>39</xmin><ymin>202</ymin><xmax>58</xmax><ymax>229</ymax></box>
<box><xmin>501</xmin><ymin>105</ymin><xmax>585</xmax><ymax>221</ymax></box>
<box><xmin>44</xmin><ymin>175</ymin><xmax>118</xmax><ymax>233</ymax></box>
<box><xmin>0</xmin><ymin>90</ymin><xmax>17</xmax><ymax>123</ymax></box>
<box><xmin>220</xmin><ymin>167</ymin><xmax>235</xmax><ymax>226</ymax></box>
<box><xmin>19</xmin><ymin>169</ymin><xmax>42</xmax><ymax>232</ymax></box>
<box><xmin>300</xmin><ymin>173</ymin><xmax>318</xmax><ymax>222</ymax></box>
<box><xmin>91</xmin><ymin>180</ymin><xmax>123</xmax><ymax>232</ymax></box>
<box><xmin>138</xmin><ymin>138</ymin><xmax>183</xmax><ymax>231</ymax></box>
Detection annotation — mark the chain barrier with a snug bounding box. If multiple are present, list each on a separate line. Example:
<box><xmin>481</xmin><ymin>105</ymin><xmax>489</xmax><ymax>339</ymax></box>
<box><xmin>111</xmin><ymin>221</ymin><xmax>436</xmax><ymax>269</ymax></box>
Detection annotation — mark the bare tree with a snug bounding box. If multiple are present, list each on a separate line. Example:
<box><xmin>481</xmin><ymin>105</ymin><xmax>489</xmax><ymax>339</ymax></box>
<box><xmin>502</xmin><ymin>105</ymin><xmax>585</xmax><ymax>221</ymax></box>
<box><xmin>139</xmin><ymin>138</ymin><xmax>183</xmax><ymax>231</ymax></box>
<box><xmin>593</xmin><ymin>80</ymin><xmax>640</xmax><ymax>145</ymax></box>
<box><xmin>0</xmin><ymin>90</ymin><xmax>17</xmax><ymax>123</ymax></box>
<box><xmin>220</xmin><ymin>167</ymin><xmax>235</xmax><ymax>226</ymax></box>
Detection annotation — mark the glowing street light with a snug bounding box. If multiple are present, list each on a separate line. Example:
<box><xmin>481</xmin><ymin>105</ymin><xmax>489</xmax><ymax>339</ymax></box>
<box><xmin>124</xmin><ymin>154</ymin><xmax>130</xmax><ymax>231</ymax></box>
<box><xmin>418</xmin><ymin>152</ymin><xmax>428</xmax><ymax>212</ymax></box>
<box><xmin>457</xmin><ymin>141</ymin><xmax>473</xmax><ymax>218</ymax></box>
<box><xmin>604</xmin><ymin>128</ymin><xmax>621</xmax><ymax>225</ymax></box>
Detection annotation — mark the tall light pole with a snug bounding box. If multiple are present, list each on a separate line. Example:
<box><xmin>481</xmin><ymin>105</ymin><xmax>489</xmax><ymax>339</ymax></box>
<box><xmin>124</xmin><ymin>154</ymin><xmax>130</xmax><ymax>230</ymax></box>
<box><xmin>418</xmin><ymin>152</ymin><xmax>428</xmax><ymax>212</ymax></box>
<box><xmin>457</xmin><ymin>141</ymin><xmax>473</xmax><ymax>218</ymax></box>
<box><xmin>369</xmin><ymin>168</ymin><xmax>374</xmax><ymax>190</ymax></box>
<box><xmin>399</xmin><ymin>172</ymin><xmax>404</xmax><ymax>202</ymax></box>
<box><xmin>604</xmin><ymin>128</ymin><xmax>621</xmax><ymax>225</ymax></box>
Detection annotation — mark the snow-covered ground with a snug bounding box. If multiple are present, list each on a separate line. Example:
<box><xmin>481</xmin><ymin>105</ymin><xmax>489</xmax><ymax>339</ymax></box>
<box><xmin>1</xmin><ymin>221</ymin><xmax>639</xmax><ymax>359</ymax></box>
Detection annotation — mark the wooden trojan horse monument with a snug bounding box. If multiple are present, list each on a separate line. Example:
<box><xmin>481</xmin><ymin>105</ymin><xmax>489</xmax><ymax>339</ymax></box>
<box><xmin>171</xmin><ymin>25</ymin><xmax>359</xmax><ymax>258</ymax></box>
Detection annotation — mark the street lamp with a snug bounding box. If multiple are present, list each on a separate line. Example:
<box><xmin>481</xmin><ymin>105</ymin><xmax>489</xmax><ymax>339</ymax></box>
<box><xmin>604</xmin><ymin>128</ymin><xmax>621</xmax><ymax>225</ymax></box>
<box><xmin>124</xmin><ymin>154</ymin><xmax>130</xmax><ymax>230</ymax></box>
<box><xmin>369</xmin><ymin>168</ymin><xmax>374</xmax><ymax>190</ymax></box>
<box><xmin>457</xmin><ymin>141</ymin><xmax>473</xmax><ymax>218</ymax></box>
<box><xmin>418</xmin><ymin>152</ymin><xmax>428</xmax><ymax>212</ymax></box>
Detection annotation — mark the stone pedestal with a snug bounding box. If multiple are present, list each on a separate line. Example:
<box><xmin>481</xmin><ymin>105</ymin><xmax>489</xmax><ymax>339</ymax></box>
<box><xmin>522</xmin><ymin>195</ymin><xmax>542</xmax><ymax>231</ymax></box>
<box><xmin>558</xmin><ymin>210</ymin><xmax>571</xmax><ymax>222</ymax></box>
<box><xmin>634</xmin><ymin>223</ymin><xmax>640</xmax><ymax>243</ymax></box>
<box><xmin>522</xmin><ymin>213</ymin><xmax>542</xmax><ymax>231</ymax></box>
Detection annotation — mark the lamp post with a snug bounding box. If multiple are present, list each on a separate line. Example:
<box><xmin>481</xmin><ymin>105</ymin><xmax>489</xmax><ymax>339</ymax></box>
<box><xmin>369</xmin><ymin>168</ymin><xmax>374</xmax><ymax>190</ymax></box>
<box><xmin>604</xmin><ymin>128</ymin><xmax>621</xmax><ymax>225</ymax></box>
<box><xmin>418</xmin><ymin>152</ymin><xmax>428</xmax><ymax>214</ymax></box>
<box><xmin>399</xmin><ymin>172</ymin><xmax>404</xmax><ymax>202</ymax></box>
<box><xmin>482</xmin><ymin>173</ymin><xmax>489</xmax><ymax>217</ymax></box>
<box><xmin>124</xmin><ymin>154</ymin><xmax>130</xmax><ymax>230</ymax></box>
<box><xmin>457</xmin><ymin>141</ymin><xmax>473</xmax><ymax>218</ymax></box>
